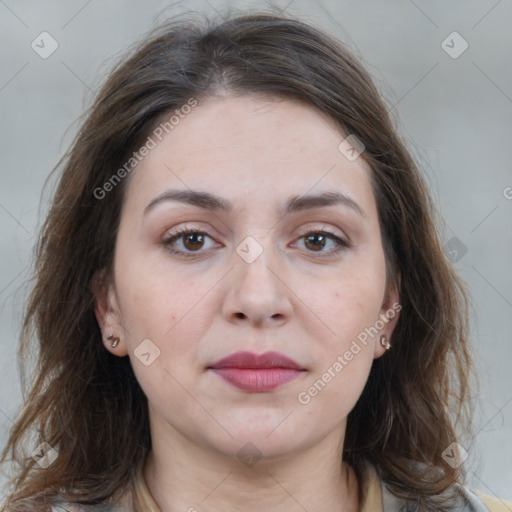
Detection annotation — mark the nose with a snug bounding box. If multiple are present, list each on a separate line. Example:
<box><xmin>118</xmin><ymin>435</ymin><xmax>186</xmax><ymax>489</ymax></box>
<box><xmin>222</xmin><ymin>240</ymin><xmax>293</xmax><ymax>327</ymax></box>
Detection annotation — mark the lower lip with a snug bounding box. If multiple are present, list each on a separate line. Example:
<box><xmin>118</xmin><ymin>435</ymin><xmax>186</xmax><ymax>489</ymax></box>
<box><xmin>210</xmin><ymin>368</ymin><xmax>304</xmax><ymax>392</ymax></box>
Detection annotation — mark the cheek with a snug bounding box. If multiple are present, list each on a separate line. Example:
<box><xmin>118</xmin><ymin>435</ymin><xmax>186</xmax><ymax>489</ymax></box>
<box><xmin>115</xmin><ymin>253</ymin><xmax>205</xmax><ymax>337</ymax></box>
<box><xmin>115</xmin><ymin>260</ymin><xmax>219</xmax><ymax>384</ymax></box>
<box><xmin>293</xmin><ymin>339</ymin><xmax>374</xmax><ymax>440</ymax></box>
<box><xmin>301</xmin><ymin>254</ymin><xmax>385</xmax><ymax>398</ymax></box>
<box><xmin>322</xmin><ymin>270</ymin><xmax>385</xmax><ymax>342</ymax></box>
<box><xmin>297</xmin><ymin>305</ymin><xmax>376</xmax><ymax>422</ymax></box>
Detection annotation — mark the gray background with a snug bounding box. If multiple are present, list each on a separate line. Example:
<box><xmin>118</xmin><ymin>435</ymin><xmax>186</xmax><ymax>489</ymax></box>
<box><xmin>1</xmin><ymin>0</ymin><xmax>511</xmax><ymax>502</ymax></box>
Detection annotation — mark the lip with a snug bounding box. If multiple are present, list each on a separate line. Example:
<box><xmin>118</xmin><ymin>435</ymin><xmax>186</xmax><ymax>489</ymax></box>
<box><xmin>208</xmin><ymin>351</ymin><xmax>306</xmax><ymax>392</ymax></box>
<box><xmin>209</xmin><ymin>351</ymin><xmax>304</xmax><ymax>370</ymax></box>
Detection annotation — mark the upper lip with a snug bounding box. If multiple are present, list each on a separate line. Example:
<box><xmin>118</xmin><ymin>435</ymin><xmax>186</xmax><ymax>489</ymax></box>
<box><xmin>208</xmin><ymin>351</ymin><xmax>304</xmax><ymax>370</ymax></box>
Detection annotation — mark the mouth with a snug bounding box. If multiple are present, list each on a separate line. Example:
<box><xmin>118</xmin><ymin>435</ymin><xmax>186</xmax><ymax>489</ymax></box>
<box><xmin>207</xmin><ymin>351</ymin><xmax>306</xmax><ymax>392</ymax></box>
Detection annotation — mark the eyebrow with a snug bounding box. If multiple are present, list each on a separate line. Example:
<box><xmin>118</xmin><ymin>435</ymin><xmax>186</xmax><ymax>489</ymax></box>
<box><xmin>143</xmin><ymin>189</ymin><xmax>366</xmax><ymax>218</ymax></box>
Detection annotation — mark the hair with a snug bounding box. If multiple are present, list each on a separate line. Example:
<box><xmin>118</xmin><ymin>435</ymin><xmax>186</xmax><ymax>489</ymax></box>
<box><xmin>1</xmin><ymin>9</ymin><xmax>475</xmax><ymax>512</ymax></box>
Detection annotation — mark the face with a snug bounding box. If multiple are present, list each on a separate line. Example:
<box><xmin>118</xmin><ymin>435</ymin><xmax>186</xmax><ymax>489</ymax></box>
<box><xmin>95</xmin><ymin>94</ymin><xmax>399</xmax><ymax>465</ymax></box>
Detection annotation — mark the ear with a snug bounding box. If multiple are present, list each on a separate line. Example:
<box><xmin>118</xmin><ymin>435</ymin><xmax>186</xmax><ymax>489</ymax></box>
<box><xmin>91</xmin><ymin>268</ymin><xmax>128</xmax><ymax>357</ymax></box>
<box><xmin>373</xmin><ymin>275</ymin><xmax>401</xmax><ymax>359</ymax></box>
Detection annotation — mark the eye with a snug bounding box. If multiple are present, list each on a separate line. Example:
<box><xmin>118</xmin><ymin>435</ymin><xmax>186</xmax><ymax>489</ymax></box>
<box><xmin>294</xmin><ymin>230</ymin><xmax>349</xmax><ymax>256</ymax></box>
<box><xmin>162</xmin><ymin>227</ymin><xmax>350</xmax><ymax>259</ymax></box>
<box><xmin>162</xmin><ymin>228</ymin><xmax>219</xmax><ymax>258</ymax></box>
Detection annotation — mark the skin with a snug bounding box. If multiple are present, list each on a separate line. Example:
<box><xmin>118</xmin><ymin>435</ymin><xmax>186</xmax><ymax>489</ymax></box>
<box><xmin>94</xmin><ymin>94</ymin><xmax>400</xmax><ymax>512</ymax></box>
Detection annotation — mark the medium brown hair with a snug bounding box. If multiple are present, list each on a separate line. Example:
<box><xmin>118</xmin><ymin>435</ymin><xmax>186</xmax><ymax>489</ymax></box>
<box><xmin>1</xmin><ymin>10</ymin><xmax>474</xmax><ymax>511</ymax></box>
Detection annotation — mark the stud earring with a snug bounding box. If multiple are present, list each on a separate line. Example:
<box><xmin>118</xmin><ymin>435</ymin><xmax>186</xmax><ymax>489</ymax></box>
<box><xmin>106</xmin><ymin>334</ymin><xmax>120</xmax><ymax>348</ymax></box>
<box><xmin>380</xmin><ymin>335</ymin><xmax>391</xmax><ymax>350</ymax></box>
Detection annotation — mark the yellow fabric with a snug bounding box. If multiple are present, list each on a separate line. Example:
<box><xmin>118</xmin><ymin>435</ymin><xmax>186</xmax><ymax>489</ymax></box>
<box><xmin>474</xmin><ymin>491</ymin><xmax>512</xmax><ymax>512</ymax></box>
<box><xmin>358</xmin><ymin>461</ymin><xmax>384</xmax><ymax>512</ymax></box>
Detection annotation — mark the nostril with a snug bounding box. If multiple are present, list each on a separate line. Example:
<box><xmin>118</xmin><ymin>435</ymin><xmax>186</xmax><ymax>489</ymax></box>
<box><xmin>235</xmin><ymin>312</ymin><xmax>245</xmax><ymax>319</ymax></box>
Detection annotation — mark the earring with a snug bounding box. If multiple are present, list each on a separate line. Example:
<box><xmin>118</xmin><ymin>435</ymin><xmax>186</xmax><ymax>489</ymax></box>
<box><xmin>380</xmin><ymin>335</ymin><xmax>391</xmax><ymax>350</ymax></box>
<box><xmin>106</xmin><ymin>334</ymin><xmax>120</xmax><ymax>348</ymax></box>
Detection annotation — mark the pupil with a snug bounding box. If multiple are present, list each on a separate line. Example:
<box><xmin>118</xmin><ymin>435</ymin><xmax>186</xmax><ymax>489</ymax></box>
<box><xmin>306</xmin><ymin>234</ymin><xmax>325</xmax><ymax>251</ymax></box>
<box><xmin>185</xmin><ymin>233</ymin><xmax>203</xmax><ymax>250</ymax></box>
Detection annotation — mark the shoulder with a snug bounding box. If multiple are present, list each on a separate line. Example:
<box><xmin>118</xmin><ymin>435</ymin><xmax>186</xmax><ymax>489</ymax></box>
<box><xmin>49</xmin><ymin>481</ymin><xmax>134</xmax><ymax>511</ymax></box>
<box><xmin>361</xmin><ymin>459</ymin><xmax>511</xmax><ymax>512</ymax></box>
<box><xmin>472</xmin><ymin>490</ymin><xmax>512</xmax><ymax>512</ymax></box>
<box><xmin>381</xmin><ymin>482</ymin><xmax>512</xmax><ymax>512</ymax></box>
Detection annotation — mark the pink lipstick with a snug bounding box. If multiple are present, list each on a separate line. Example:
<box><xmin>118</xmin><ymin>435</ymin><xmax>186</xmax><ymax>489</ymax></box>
<box><xmin>208</xmin><ymin>351</ymin><xmax>305</xmax><ymax>392</ymax></box>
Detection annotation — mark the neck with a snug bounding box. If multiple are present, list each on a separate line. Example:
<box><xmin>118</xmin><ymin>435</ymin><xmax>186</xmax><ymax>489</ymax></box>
<box><xmin>142</xmin><ymin>427</ymin><xmax>359</xmax><ymax>512</ymax></box>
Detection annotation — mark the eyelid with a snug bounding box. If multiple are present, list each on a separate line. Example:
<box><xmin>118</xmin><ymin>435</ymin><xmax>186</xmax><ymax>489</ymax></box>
<box><xmin>162</xmin><ymin>224</ymin><xmax>222</xmax><ymax>245</ymax></box>
<box><xmin>294</xmin><ymin>222</ymin><xmax>350</xmax><ymax>244</ymax></box>
<box><xmin>162</xmin><ymin>223</ymin><xmax>346</xmax><ymax>244</ymax></box>
<box><xmin>162</xmin><ymin>227</ymin><xmax>220</xmax><ymax>255</ymax></box>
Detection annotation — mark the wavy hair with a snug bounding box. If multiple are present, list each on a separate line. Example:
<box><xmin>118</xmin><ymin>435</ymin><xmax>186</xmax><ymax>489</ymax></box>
<box><xmin>1</xmin><ymin>10</ymin><xmax>474</xmax><ymax>511</ymax></box>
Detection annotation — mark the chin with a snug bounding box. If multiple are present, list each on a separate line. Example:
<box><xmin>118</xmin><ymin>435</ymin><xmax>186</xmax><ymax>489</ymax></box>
<box><xmin>216</xmin><ymin>423</ymin><xmax>313</xmax><ymax>459</ymax></box>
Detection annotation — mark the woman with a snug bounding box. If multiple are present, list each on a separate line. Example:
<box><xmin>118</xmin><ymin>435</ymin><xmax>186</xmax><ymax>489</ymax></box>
<box><xmin>1</xmin><ymin>11</ymin><xmax>509</xmax><ymax>512</ymax></box>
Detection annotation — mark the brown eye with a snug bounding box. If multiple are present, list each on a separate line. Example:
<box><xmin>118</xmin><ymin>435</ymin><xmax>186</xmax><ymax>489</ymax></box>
<box><xmin>304</xmin><ymin>233</ymin><xmax>328</xmax><ymax>251</ymax></box>
<box><xmin>182</xmin><ymin>232</ymin><xmax>205</xmax><ymax>251</ymax></box>
<box><xmin>296</xmin><ymin>230</ymin><xmax>349</xmax><ymax>256</ymax></box>
<box><xmin>162</xmin><ymin>228</ymin><xmax>218</xmax><ymax>258</ymax></box>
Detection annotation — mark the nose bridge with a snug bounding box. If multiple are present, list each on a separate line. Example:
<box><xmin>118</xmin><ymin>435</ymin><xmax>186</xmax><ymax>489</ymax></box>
<box><xmin>223</xmin><ymin>230</ymin><xmax>292</xmax><ymax>325</ymax></box>
<box><xmin>235</xmin><ymin>232</ymin><xmax>280</xmax><ymax>295</ymax></box>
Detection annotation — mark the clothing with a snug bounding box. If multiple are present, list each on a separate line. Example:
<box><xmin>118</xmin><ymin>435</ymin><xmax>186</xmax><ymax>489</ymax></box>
<box><xmin>51</xmin><ymin>460</ymin><xmax>512</xmax><ymax>512</ymax></box>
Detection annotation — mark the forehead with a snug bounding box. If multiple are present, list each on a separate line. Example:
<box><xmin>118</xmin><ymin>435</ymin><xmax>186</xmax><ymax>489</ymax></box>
<box><xmin>123</xmin><ymin>94</ymin><xmax>377</xmax><ymax>221</ymax></box>
<box><xmin>153</xmin><ymin>93</ymin><xmax>353</xmax><ymax>162</ymax></box>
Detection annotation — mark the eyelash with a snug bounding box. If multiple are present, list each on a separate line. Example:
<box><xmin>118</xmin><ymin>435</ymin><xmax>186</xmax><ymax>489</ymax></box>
<box><xmin>162</xmin><ymin>227</ymin><xmax>350</xmax><ymax>259</ymax></box>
